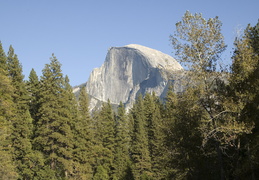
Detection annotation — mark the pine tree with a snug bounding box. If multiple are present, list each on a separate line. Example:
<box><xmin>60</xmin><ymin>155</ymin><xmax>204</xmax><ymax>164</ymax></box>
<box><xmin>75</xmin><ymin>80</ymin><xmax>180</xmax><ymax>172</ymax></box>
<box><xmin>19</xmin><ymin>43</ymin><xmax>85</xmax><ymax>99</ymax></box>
<box><xmin>0</xmin><ymin>42</ymin><xmax>18</xmax><ymax>179</ymax></box>
<box><xmin>63</xmin><ymin>75</ymin><xmax>81</xmax><ymax>178</ymax></box>
<box><xmin>163</xmin><ymin>85</ymin><xmax>179</xmax><ymax>178</ymax></box>
<box><xmin>34</xmin><ymin>54</ymin><xmax>75</xmax><ymax>178</ymax></box>
<box><xmin>7</xmin><ymin>45</ymin><xmax>35</xmax><ymax>179</ymax></box>
<box><xmin>113</xmin><ymin>102</ymin><xmax>132</xmax><ymax>180</ymax></box>
<box><xmin>27</xmin><ymin>68</ymin><xmax>40</xmax><ymax>123</ymax></box>
<box><xmin>93</xmin><ymin>165</ymin><xmax>109</xmax><ymax>180</ymax></box>
<box><xmin>93</xmin><ymin>100</ymin><xmax>115</xmax><ymax>178</ymax></box>
<box><xmin>73</xmin><ymin>86</ymin><xmax>94</xmax><ymax>179</ymax></box>
<box><xmin>26</xmin><ymin>69</ymin><xmax>50</xmax><ymax>180</ymax></box>
<box><xmin>100</xmin><ymin>100</ymin><xmax>115</xmax><ymax>151</ymax></box>
<box><xmin>144</xmin><ymin>92</ymin><xmax>167</xmax><ymax>179</ymax></box>
<box><xmin>130</xmin><ymin>95</ymin><xmax>152</xmax><ymax>179</ymax></box>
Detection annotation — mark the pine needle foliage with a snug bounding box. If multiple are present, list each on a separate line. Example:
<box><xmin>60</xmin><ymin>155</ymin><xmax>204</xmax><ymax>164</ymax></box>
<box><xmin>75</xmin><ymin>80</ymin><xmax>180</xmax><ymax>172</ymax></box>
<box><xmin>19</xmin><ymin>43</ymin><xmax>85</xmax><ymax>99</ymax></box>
<box><xmin>34</xmin><ymin>54</ymin><xmax>75</xmax><ymax>179</ymax></box>
<box><xmin>0</xmin><ymin>42</ymin><xmax>18</xmax><ymax>180</ymax></box>
<box><xmin>7</xmin><ymin>45</ymin><xmax>35</xmax><ymax>179</ymax></box>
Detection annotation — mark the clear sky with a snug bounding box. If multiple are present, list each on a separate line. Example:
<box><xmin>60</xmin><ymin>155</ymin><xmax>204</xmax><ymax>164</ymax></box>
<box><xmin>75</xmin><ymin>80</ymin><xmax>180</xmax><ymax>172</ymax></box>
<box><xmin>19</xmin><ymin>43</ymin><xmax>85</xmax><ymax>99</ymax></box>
<box><xmin>1</xmin><ymin>0</ymin><xmax>259</xmax><ymax>86</ymax></box>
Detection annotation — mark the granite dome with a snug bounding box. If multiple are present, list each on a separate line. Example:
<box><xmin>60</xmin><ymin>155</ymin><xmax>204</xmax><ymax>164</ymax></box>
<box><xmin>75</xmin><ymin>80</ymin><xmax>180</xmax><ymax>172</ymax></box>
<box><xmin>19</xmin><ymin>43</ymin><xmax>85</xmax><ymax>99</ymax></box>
<box><xmin>80</xmin><ymin>44</ymin><xmax>184</xmax><ymax>111</ymax></box>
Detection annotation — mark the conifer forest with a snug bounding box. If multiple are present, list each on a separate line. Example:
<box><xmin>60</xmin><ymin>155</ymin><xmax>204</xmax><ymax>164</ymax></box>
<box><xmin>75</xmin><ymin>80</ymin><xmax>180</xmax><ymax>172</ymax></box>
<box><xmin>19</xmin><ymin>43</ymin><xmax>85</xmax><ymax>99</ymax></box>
<box><xmin>0</xmin><ymin>12</ymin><xmax>259</xmax><ymax>179</ymax></box>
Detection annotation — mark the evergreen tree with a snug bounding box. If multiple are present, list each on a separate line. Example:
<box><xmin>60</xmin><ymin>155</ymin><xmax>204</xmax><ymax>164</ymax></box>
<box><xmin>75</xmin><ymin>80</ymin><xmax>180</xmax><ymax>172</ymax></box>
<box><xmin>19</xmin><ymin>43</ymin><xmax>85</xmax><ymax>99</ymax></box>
<box><xmin>34</xmin><ymin>54</ymin><xmax>75</xmax><ymax>178</ymax></box>
<box><xmin>230</xmin><ymin>20</ymin><xmax>259</xmax><ymax>179</ymax></box>
<box><xmin>130</xmin><ymin>95</ymin><xmax>152</xmax><ymax>179</ymax></box>
<box><xmin>0</xmin><ymin>42</ymin><xmax>18</xmax><ymax>179</ymax></box>
<box><xmin>27</xmin><ymin>69</ymin><xmax>50</xmax><ymax>180</ymax></box>
<box><xmin>93</xmin><ymin>100</ymin><xmax>115</xmax><ymax>178</ymax></box>
<box><xmin>168</xmin><ymin>88</ymin><xmax>214</xmax><ymax>179</ymax></box>
<box><xmin>163</xmin><ymin>85</ymin><xmax>179</xmax><ymax>178</ymax></box>
<box><xmin>93</xmin><ymin>165</ymin><xmax>109</xmax><ymax>180</ymax></box>
<box><xmin>7</xmin><ymin>45</ymin><xmax>35</xmax><ymax>179</ymax></box>
<box><xmin>73</xmin><ymin>86</ymin><xmax>94</xmax><ymax>179</ymax></box>
<box><xmin>144</xmin><ymin>93</ymin><xmax>167</xmax><ymax>179</ymax></box>
<box><xmin>27</xmin><ymin>68</ymin><xmax>40</xmax><ymax>124</ymax></box>
<box><xmin>63</xmin><ymin>75</ymin><xmax>82</xmax><ymax>178</ymax></box>
<box><xmin>113</xmin><ymin>102</ymin><xmax>132</xmax><ymax>180</ymax></box>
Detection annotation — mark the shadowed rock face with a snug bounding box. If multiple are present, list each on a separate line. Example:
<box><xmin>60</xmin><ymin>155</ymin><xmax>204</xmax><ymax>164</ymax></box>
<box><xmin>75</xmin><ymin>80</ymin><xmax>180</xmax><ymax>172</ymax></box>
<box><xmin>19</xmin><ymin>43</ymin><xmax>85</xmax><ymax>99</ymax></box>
<box><xmin>82</xmin><ymin>44</ymin><xmax>184</xmax><ymax>111</ymax></box>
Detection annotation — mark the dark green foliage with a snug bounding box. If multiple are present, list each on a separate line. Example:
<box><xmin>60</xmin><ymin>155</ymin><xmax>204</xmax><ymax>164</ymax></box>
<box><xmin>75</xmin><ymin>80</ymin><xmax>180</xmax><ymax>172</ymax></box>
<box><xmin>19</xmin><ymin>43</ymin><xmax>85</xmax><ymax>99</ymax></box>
<box><xmin>93</xmin><ymin>165</ymin><xmax>109</xmax><ymax>180</ymax></box>
<box><xmin>0</xmin><ymin>42</ymin><xmax>18</xmax><ymax>179</ymax></box>
<box><xmin>145</xmin><ymin>93</ymin><xmax>168</xmax><ymax>179</ymax></box>
<box><xmin>73</xmin><ymin>86</ymin><xmax>94</xmax><ymax>179</ymax></box>
<box><xmin>99</xmin><ymin>100</ymin><xmax>115</xmax><ymax>150</ymax></box>
<box><xmin>7</xmin><ymin>45</ymin><xmax>35</xmax><ymax>179</ymax></box>
<box><xmin>113</xmin><ymin>102</ymin><xmax>132</xmax><ymax>180</ymax></box>
<box><xmin>27</xmin><ymin>68</ymin><xmax>40</xmax><ymax>123</ymax></box>
<box><xmin>34</xmin><ymin>54</ymin><xmax>75</xmax><ymax>178</ymax></box>
<box><xmin>93</xmin><ymin>100</ymin><xmax>116</xmax><ymax>178</ymax></box>
<box><xmin>167</xmin><ymin>88</ymin><xmax>215</xmax><ymax>179</ymax></box>
<box><xmin>130</xmin><ymin>95</ymin><xmax>152</xmax><ymax>179</ymax></box>
<box><xmin>229</xmin><ymin>20</ymin><xmax>259</xmax><ymax>179</ymax></box>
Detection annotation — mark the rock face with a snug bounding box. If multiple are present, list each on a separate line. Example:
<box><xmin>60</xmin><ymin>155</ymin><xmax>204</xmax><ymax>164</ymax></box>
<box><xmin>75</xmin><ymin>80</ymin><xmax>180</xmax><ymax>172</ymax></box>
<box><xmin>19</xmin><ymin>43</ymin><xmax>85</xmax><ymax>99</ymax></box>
<box><xmin>80</xmin><ymin>44</ymin><xmax>184</xmax><ymax>111</ymax></box>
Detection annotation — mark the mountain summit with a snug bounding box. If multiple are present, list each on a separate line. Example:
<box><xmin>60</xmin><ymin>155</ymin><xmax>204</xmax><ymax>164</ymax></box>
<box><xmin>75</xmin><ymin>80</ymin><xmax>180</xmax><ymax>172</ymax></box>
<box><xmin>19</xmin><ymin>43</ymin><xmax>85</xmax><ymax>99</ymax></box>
<box><xmin>75</xmin><ymin>44</ymin><xmax>184</xmax><ymax>111</ymax></box>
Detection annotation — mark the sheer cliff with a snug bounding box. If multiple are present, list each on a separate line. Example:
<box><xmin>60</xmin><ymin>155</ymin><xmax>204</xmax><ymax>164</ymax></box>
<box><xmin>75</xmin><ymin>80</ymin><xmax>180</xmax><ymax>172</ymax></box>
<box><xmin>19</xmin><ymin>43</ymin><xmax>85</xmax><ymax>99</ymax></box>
<box><xmin>74</xmin><ymin>44</ymin><xmax>184</xmax><ymax>111</ymax></box>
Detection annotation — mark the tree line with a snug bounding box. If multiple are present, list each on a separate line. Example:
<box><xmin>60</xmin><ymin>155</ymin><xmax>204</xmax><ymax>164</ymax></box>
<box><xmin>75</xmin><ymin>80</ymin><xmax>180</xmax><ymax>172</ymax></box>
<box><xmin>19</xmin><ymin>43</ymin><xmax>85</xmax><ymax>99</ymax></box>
<box><xmin>0</xmin><ymin>11</ymin><xmax>258</xmax><ymax>179</ymax></box>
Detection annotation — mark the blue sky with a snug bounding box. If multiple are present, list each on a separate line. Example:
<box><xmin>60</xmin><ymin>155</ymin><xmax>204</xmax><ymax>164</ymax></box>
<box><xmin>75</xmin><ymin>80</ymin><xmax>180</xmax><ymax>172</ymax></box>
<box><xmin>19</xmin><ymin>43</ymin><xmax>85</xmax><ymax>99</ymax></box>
<box><xmin>1</xmin><ymin>0</ymin><xmax>259</xmax><ymax>86</ymax></box>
